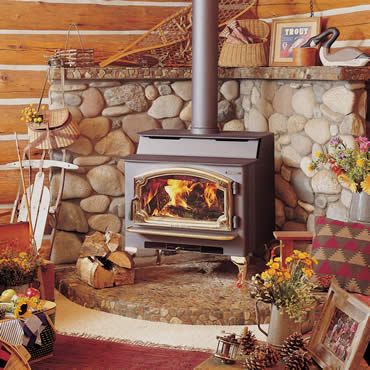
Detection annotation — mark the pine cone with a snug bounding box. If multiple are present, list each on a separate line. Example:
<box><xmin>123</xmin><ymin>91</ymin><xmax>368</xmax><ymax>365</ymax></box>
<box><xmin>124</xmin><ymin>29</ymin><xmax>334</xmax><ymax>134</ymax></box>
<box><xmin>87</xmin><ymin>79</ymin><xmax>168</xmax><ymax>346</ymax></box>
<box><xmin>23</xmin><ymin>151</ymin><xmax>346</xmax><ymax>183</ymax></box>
<box><xmin>280</xmin><ymin>332</ymin><xmax>305</xmax><ymax>359</ymax></box>
<box><xmin>244</xmin><ymin>351</ymin><xmax>266</xmax><ymax>370</ymax></box>
<box><xmin>254</xmin><ymin>344</ymin><xmax>280</xmax><ymax>367</ymax></box>
<box><xmin>0</xmin><ymin>307</ymin><xmax>6</xmax><ymax>320</ymax></box>
<box><xmin>239</xmin><ymin>327</ymin><xmax>257</xmax><ymax>355</ymax></box>
<box><xmin>284</xmin><ymin>348</ymin><xmax>312</xmax><ymax>370</ymax></box>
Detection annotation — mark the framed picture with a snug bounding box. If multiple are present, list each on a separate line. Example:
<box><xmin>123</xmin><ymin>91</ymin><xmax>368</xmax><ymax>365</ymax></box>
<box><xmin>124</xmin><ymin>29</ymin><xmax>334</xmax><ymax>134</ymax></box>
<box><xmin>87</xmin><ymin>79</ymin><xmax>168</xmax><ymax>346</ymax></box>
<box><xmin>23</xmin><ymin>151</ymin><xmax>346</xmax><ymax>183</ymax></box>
<box><xmin>308</xmin><ymin>282</ymin><xmax>369</xmax><ymax>370</ymax></box>
<box><xmin>269</xmin><ymin>17</ymin><xmax>321</xmax><ymax>66</ymax></box>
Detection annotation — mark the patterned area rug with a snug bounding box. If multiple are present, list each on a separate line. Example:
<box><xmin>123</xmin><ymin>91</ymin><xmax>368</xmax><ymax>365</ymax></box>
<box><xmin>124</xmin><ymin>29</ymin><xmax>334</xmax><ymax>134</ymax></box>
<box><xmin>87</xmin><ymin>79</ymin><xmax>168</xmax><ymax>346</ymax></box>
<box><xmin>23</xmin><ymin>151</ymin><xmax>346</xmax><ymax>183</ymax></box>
<box><xmin>32</xmin><ymin>334</ymin><xmax>211</xmax><ymax>370</ymax></box>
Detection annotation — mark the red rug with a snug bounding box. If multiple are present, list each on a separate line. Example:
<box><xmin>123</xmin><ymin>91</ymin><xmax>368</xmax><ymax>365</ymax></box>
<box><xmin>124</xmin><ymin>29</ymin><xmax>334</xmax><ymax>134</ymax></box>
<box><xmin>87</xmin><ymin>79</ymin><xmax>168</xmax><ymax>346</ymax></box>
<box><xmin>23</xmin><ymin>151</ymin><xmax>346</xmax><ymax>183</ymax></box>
<box><xmin>32</xmin><ymin>334</ymin><xmax>211</xmax><ymax>370</ymax></box>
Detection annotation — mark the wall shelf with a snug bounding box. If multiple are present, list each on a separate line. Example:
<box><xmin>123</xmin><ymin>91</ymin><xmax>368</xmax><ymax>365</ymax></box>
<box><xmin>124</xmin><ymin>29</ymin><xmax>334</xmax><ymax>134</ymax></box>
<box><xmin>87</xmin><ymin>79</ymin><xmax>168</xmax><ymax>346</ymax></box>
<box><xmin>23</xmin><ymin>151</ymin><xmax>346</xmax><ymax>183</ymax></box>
<box><xmin>49</xmin><ymin>65</ymin><xmax>370</xmax><ymax>82</ymax></box>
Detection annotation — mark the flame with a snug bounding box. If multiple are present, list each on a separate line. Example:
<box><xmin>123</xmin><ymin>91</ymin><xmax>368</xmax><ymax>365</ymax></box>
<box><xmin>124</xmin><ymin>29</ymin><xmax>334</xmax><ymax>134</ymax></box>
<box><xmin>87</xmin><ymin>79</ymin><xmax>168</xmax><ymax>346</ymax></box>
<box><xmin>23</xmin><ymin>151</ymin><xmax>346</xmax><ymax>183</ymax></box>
<box><xmin>142</xmin><ymin>176</ymin><xmax>223</xmax><ymax>219</ymax></box>
<box><xmin>142</xmin><ymin>179</ymin><xmax>166</xmax><ymax>207</ymax></box>
<box><xmin>204</xmin><ymin>183</ymin><xmax>218</xmax><ymax>208</ymax></box>
<box><xmin>165</xmin><ymin>179</ymin><xmax>195</xmax><ymax>209</ymax></box>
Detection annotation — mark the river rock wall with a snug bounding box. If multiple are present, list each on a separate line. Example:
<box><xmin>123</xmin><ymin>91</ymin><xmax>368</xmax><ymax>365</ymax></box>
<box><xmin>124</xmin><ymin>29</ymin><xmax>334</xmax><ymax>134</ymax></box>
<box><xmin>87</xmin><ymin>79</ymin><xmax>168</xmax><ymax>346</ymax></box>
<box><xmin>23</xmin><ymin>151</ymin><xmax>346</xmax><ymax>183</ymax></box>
<box><xmin>48</xmin><ymin>78</ymin><xmax>367</xmax><ymax>263</ymax></box>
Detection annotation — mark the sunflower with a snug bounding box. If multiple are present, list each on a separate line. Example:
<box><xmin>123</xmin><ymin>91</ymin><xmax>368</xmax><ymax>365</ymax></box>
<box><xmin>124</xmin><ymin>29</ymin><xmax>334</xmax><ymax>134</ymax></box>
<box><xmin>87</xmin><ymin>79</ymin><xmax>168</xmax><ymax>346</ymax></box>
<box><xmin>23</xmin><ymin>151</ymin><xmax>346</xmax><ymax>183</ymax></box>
<box><xmin>361</xmin><ymin>175</ymin><xmax>370</xmax><ymax>195</ymax></box>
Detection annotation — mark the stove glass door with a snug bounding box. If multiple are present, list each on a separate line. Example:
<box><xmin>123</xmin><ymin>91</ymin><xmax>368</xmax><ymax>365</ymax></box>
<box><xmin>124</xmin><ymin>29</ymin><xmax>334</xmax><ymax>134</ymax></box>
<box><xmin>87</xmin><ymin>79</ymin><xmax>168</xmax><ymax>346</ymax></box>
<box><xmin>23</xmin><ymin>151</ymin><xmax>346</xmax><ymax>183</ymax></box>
<box><xmin>133</xmin><ymin>168</ymin><xmax>233</xmax><ymax>231</ymax></box>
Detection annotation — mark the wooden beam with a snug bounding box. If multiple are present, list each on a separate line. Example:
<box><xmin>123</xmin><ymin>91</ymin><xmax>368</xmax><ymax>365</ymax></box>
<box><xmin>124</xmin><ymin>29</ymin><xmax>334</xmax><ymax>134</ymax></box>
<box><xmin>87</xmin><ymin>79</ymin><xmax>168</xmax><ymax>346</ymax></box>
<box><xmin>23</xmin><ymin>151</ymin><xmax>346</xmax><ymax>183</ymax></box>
<box><xmin>0</xmin><ymin>70</ymin><xmax>47</xmax><ymax>98</ymax></box>
<box><xmin>0</xmin><ymin>34</ymin><xmax>138</xmax><ymax>65</ymax></box>
<box><xmin>0</xmin><ymin>2</ymin><xmax>182</xmax><ymax>30</ymax></box>
<box><xmin>0</xmin><ymin>106</ymin><xmax>29</xmax><ymax>134</ymax></box>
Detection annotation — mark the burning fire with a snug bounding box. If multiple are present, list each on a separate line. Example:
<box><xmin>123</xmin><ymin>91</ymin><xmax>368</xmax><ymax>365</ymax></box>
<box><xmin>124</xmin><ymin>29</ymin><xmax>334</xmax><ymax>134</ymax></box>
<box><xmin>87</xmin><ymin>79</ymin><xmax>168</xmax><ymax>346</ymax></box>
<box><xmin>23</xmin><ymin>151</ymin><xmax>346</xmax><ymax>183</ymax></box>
<box><xmin>142</xmin><ymin>177</ymin><xmax>222</xmax><ymax>219</ymax></box>
<box><xmin>164</xmin><ymin>179</ymin><xmax>195</xmax><ymax>209</ymax></box>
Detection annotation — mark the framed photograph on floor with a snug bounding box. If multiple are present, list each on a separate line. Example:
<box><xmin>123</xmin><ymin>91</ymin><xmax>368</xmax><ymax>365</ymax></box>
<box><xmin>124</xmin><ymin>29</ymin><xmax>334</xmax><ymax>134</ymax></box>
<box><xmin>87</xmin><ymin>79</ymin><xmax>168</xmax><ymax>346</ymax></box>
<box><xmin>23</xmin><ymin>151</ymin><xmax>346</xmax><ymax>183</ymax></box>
<box><xmin>269</xmin><ymin>17</ymin><xmax>320</xmax><ymax>66</ymax></box>
<box><xmin>308</xmin><ymin>282</ymin><xmax>369</xmax><ymax>370</ymax></box>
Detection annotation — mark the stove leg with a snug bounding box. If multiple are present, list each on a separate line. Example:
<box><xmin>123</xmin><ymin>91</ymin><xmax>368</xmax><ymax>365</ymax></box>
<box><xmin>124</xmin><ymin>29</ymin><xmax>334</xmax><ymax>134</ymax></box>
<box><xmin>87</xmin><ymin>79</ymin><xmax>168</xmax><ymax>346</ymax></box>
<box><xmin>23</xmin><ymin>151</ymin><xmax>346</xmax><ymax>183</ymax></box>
<box><xmin>156</xmin><ymin>249</ymin><xmax>161</xmax><ymax>265</ymax></box>
<box><xmin>231</xmin><ymin>256</ymin><xmax>249</xmax><ymax>288</ymax></box>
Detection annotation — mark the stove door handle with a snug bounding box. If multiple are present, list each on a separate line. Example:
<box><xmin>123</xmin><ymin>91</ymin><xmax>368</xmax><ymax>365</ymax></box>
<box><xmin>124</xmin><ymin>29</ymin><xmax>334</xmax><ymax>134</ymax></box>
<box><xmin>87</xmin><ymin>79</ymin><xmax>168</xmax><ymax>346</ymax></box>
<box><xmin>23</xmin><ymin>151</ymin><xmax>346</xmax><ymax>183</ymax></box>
<box><xmin>130</xmin><ymin>196</ymin><xmax>139</xmax><ymax>220</ymax></box>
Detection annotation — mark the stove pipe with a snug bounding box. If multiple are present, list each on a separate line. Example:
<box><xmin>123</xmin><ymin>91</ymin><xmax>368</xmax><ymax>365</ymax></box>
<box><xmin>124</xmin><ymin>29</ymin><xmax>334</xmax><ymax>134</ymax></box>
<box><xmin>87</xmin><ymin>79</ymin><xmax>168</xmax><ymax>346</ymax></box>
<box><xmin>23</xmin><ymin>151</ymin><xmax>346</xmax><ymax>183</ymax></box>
<box><xmin>191</xmin><ymin>0</ymin><xmax>219</xmax><ymax>135</ymax></box>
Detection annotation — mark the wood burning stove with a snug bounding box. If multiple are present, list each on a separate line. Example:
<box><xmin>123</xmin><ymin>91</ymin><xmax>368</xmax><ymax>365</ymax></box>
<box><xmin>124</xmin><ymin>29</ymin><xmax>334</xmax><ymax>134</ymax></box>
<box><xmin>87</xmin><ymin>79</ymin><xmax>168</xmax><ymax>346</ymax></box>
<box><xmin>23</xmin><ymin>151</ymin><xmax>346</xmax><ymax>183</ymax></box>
<box><xmin>124</xmin><ymin>0</ymin><xmax>274</xmax><ymax>257</ymax></box>
<box><xmin>125</xmin><ymin>131</ymin><xmax>274</xmax><ymax>257</ymax></box>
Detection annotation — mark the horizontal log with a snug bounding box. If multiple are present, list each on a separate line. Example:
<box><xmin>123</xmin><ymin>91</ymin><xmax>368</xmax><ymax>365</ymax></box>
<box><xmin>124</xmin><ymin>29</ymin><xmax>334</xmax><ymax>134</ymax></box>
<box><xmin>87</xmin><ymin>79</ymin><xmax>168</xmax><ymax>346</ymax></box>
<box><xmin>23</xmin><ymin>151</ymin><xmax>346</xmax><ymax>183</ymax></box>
<box><xmin>0</xmin><ymin>35</ymin><xmax>138</xmax><ymax>65</ymax></box>
<box><xmin>0</xmin><ymin>140</ymin><xmax>42</xmax><ymax>164</ymax></box>
<box><xmin>0</xmin><ymin>29</ymin><xmax>368</xmax><ymax>67</ymax></box>
<box><xmin>323</xmin><ymin>11</ymin><xmax>370</xmax><ymax>40</ymax></box>
<box><xmin>0</xmin><ymin>70</ymin><xmax>48</xmax><ymax>98</ymax></box>
<box><xmin>0</xmin><ymin>106</ymin><xmax>29</xmax><ymax>134</ymax></box>
<box><xmin>0</xmin><ymin>2</ymin><xmax>183</xmax><ymax>31</ymax></box>
<box><xmin>0</xmin><ymin>1</ymin><xmax>368</xmax><ymax>31</ymax></box>
<box><xmin>249</xmin><ymin>0</ymin><xmax>369</xmax><ymax>19</ymax></box>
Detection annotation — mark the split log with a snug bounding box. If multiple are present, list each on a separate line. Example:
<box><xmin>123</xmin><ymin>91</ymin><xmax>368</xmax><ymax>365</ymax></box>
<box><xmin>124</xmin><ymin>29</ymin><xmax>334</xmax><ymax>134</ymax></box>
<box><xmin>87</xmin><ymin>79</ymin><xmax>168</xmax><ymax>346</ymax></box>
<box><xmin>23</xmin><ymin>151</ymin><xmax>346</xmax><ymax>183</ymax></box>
<box><xmin>113</xmin><ymin>267</ymin><xmax>135</xmax><ymax>286</ymax></box>
<box><xmin>105</xmin><ymin>232</ymin><xmax>121</xmax><ymax>253</ymax></box>
<box><xmin>107</xmin><ymin>251</ymin><xmax>135</xmax><ymax>269</ymax></box>
<box><xmin>80</xmin><ymin>232</ymin><xmax>109</xmax><ymax>258</ymax></box>
<box><xmin>76</xmin><ymin>257</ymin><xmax>114</xmax><ymax>289</ymax></box>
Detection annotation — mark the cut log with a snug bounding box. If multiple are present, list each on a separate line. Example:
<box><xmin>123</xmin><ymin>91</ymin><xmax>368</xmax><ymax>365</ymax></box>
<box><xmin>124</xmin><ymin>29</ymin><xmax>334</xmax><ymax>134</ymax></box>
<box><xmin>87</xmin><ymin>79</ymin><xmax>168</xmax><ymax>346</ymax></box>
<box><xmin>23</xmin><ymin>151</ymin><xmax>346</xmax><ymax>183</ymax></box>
<box><xmin>76</xmin><ymin>257</ymin><xmax>114</xmax><ymax>289</ymax></box>
<box><xmin>113</xmin><ymin>266</ymin><xmax>135</xmax><ymax>286</ymax></box>
<box><xmin>80</xmin><ymin>231</ymin><xmax>109</xmax><ymax>258</ymax></box>
<box><xmin>107</xmin><ymin>251</ymin><xmax>135</xmax><ymax>269</ymax></box>
<box><xmin>105</xmin><ymin>231</ymin><xmax>121</xmax><ymax>253</ymax></box>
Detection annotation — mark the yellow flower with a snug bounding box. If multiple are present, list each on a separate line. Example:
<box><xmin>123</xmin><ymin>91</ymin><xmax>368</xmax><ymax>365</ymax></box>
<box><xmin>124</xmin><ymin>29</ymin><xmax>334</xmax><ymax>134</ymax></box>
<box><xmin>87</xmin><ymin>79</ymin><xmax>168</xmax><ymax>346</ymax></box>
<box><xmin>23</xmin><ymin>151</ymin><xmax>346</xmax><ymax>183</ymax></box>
<box><xmin>361</xmin><ymin>175</ymin><xmax>370</xmax><ymax>195</ymax></box>
<box><xmin>338</xmin><ymin>174</ymin><xmax>357</xmax><ymax>193</ymax></box>
<box><xmin>356</xmin><ymin>158</ymin><xmax>365</xmax><ymax>168</ymax></box>
<box><xmin>274</xmin><ymin>257</ymin><xmax>280</xmax><ymax>262</ymax></box>
<box><xmin>271</xmin><ymin>262</ymin><xmax>280</xmax><ymax>270</ymax></box>
<box><xmin>312</xmin><ymin>257</ymin><xmax>318</xmax><ymax>265</ymax></box>
<box><xmin>314</xmin><ymin>151</ymin><xmax>322</xmax><ymax>159</ymax></box>
<box><xmin>284</xmin><ymin>271</ymin><xmax>291</xmax><ymax>279</ymax></box>
<box><xmin>286</xmin><ymin>256</ymin><xmax>293</xmax><ymax>263</ymax></box>
<box><xmin>302</xmin><ymin>268</ymin><xmax>313</xmax><ymax>278</ymax></box>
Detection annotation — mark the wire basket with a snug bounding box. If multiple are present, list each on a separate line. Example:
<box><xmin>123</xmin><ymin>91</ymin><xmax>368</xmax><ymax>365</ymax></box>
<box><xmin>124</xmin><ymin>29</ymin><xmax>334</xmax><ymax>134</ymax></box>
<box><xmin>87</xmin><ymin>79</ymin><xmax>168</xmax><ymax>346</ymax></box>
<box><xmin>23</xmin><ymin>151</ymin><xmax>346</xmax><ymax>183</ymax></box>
<box><xmin>219</xmin><ymin>19</ymin><xmax>270</xmax><ymax>67</ymax></box>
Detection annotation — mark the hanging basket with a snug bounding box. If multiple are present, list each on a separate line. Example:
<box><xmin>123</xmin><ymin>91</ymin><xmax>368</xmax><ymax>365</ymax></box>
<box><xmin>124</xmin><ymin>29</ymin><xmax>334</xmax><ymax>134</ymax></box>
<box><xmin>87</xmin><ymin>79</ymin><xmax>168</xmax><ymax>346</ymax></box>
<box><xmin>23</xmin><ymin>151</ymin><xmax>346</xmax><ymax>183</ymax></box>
<box><xmin>53</xmin><ymin>24</ymin><xmax>94</xmax><ymax>67</ymax></box>
<box><xmin>219</xmin><ymin>19</ymin><xmax>270</xmax><ymax>67</ymax></box>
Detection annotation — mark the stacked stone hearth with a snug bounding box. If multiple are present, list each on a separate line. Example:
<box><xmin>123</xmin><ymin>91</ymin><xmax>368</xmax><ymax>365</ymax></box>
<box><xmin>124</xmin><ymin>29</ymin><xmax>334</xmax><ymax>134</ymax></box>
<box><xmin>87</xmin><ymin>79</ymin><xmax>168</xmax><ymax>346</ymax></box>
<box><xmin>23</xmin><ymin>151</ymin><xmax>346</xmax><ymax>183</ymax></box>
<box><xmin>48</xmin><ymin>74</ymin><xmax>367</xmax><ymax>263</ymax></box>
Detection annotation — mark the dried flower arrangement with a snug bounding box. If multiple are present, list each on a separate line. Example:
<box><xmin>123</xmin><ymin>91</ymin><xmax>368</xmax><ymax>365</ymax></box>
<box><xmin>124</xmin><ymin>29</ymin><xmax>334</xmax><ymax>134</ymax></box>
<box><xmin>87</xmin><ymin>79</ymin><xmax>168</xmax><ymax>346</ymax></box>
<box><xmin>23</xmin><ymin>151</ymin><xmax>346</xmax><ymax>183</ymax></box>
<box><xmin>250</xmin><ymin>251</ymin><xmax>318</xmax><ymax>322</ymax></box>
<box><xmin>310</xmin><ymin>136</ymin><xmax>370</xmax><ymax>194</ymax></box>
<box><xmin>20</xmin><ymin>104</ymin><xmax>47</xmax><ymax>124</ymax></box>
<box><xmin>0</xmin><ymin>251</ymin><xmax>41</xmax><ymax>287</ymax></box>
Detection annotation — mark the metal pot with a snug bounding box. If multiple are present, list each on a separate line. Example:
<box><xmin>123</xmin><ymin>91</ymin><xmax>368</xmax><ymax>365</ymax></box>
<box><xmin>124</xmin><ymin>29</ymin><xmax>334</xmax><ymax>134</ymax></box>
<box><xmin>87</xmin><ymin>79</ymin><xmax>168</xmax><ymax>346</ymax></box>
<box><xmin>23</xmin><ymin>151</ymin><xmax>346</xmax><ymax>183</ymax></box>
<box><xmin>349</xmin><ymin>192</ymin><xmax>370</xmax><ymax>224</ymax></box>
<box><xmin>256</xmin><ymin>302</ymin><xmax>301</xmax><ymax>347</ymax></box>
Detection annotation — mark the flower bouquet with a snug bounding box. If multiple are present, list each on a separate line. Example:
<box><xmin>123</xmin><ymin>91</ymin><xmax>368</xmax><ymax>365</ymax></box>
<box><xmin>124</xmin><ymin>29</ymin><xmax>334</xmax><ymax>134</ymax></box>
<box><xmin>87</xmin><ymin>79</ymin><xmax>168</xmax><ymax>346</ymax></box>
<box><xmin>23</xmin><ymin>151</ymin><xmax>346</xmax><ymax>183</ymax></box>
<box><xmin>0</xmin><ymin>251</ymin><xmax>41</xmax><ymax>287</ymax></box>
<box><xmin>310</xmin><ymin>136</ymin><xmax>370</xmax><ymax>194</ymax></box>
<box><xmin>250</xmin><ymin>250</ymin><xmax>318</xmax><ymax>322</ymax></box>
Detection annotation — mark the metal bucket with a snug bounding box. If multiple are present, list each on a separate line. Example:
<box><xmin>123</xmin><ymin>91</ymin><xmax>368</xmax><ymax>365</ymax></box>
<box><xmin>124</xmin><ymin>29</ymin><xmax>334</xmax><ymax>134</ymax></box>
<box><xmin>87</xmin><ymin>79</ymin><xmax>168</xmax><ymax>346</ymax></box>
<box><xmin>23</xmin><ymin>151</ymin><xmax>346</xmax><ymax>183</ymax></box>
<box><xmin>349</xmin><ymin>192</ymin><xmax>370</xmax><ymax>224</ymax></box>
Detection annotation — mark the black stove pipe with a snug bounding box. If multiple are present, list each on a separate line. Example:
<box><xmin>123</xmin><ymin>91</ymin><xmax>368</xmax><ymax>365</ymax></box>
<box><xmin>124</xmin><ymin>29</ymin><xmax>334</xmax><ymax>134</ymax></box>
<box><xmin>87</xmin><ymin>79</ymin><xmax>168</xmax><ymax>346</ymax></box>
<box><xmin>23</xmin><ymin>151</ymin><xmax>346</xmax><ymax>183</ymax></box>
<box><xmin>191</xmin><ymin>0</ymin><xmax>219</xmax><ymax>135</ymax></box>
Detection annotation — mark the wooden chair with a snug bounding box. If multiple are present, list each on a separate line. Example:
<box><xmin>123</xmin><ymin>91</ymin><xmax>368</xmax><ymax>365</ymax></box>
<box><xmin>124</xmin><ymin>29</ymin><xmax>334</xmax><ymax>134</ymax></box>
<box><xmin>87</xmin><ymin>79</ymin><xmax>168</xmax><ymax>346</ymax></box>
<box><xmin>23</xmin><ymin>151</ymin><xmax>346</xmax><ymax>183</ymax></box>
<box><xmin>273</xmin><ymin>230</ymin><xmax>314</xmax><ymax>264</ymax></box>
<box><xmin>0</xmin><ymin>338</ymin><xmax>31</xmax><ymax>370</ymax></box>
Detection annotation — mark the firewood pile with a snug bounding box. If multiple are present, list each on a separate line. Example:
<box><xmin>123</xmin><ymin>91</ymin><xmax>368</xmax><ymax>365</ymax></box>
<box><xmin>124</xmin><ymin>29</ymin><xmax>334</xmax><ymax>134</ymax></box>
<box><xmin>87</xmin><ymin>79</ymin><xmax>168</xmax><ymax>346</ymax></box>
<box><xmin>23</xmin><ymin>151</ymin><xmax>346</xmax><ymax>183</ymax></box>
<box><xmin>76</xmin><ymin>231</ymin><xmax>135</xmax><ymax>289</ymax></box>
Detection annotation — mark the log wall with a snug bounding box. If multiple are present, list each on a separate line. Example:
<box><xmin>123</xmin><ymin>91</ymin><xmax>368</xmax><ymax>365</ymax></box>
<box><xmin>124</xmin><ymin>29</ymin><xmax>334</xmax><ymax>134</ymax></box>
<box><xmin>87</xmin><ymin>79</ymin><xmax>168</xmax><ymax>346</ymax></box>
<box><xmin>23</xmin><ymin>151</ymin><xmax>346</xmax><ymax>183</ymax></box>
<box><xmin>0</xmin><ymin>0</ymin><xmax>369</xmax><ymax>209</ymax></box>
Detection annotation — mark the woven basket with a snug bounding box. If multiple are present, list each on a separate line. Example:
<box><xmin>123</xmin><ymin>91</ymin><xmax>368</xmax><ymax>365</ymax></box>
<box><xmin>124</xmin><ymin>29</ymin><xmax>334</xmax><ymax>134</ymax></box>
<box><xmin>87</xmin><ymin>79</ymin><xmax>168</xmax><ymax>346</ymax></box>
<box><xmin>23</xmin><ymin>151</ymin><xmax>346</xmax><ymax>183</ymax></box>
<box><xmin>0</xmin><ymin>339</ymin><xmax>30</xmax><ymax>370</ymax></box>
<box><xmin>219</xmin><ymin>19</ymin><xmax>270</xmax><ymax>67</ymax></box>
<box><xmin>54</xmin><ymin>24</ymin><xmax>94</xmax><ymax>67</ymax></box>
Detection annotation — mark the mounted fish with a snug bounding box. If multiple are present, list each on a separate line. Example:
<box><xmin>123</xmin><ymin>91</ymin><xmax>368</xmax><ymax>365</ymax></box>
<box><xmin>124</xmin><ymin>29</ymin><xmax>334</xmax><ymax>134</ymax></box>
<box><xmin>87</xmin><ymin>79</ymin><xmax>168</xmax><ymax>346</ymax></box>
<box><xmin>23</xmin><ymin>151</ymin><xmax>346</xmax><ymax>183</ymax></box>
<box><xmin>302</xmin><ymin>28</ymin><xmax>370</xmax><ymax>67</ymax></box>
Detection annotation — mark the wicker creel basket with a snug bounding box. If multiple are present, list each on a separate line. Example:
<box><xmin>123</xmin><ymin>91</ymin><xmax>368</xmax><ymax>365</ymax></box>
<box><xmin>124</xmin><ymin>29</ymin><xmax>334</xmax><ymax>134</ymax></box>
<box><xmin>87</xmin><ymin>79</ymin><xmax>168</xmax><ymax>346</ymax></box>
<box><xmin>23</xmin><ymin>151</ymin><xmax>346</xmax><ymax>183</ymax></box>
<box><xmin>219</xmin><ymin>19</ymin><xmax>270</xmax><ymax>67</ymax></box>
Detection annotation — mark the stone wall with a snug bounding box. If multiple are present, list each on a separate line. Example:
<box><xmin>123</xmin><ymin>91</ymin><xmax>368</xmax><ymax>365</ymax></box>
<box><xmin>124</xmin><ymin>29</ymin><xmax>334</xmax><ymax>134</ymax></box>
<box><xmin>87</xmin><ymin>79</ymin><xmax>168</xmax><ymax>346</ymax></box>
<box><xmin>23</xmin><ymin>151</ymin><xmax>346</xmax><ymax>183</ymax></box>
<box><xmin>49</xmin><ymin>77</ymin><xmax>367</xmax><ymax>263</ymax></box>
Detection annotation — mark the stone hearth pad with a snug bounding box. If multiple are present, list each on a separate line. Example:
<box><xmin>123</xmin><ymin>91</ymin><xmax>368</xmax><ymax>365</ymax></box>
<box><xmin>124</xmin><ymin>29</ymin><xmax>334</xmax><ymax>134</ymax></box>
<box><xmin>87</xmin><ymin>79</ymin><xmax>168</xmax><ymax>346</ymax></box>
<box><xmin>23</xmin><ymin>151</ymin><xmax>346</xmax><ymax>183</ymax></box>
<box><xmin>56</xmin><ymin>253</ymin><xmax>270</xmax><ymax>326</ymax></box>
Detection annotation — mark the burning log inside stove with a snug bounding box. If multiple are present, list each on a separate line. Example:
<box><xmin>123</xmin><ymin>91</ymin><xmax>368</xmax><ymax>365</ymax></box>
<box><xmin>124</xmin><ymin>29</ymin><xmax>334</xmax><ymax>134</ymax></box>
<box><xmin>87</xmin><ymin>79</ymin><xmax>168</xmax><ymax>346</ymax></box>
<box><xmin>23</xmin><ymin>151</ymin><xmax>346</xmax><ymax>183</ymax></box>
<box><xmin>141</xmin><ymin>176</ymin><xmax>225</xmax><ymax>221</ymax></box>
